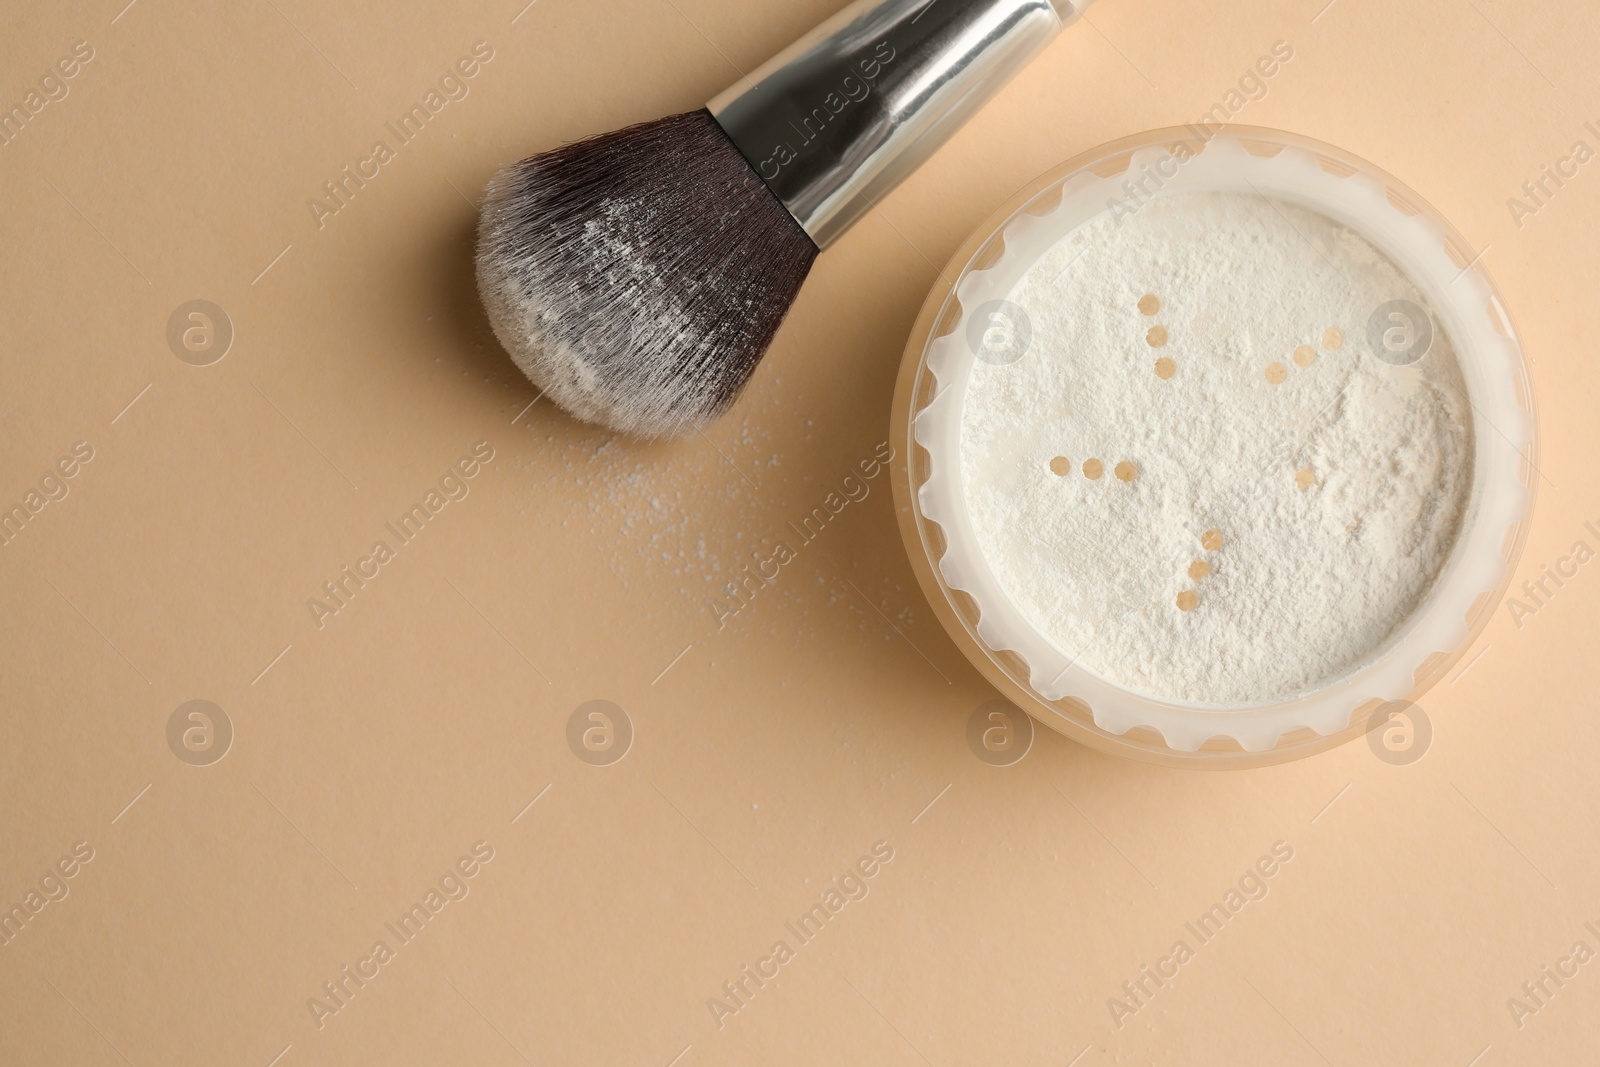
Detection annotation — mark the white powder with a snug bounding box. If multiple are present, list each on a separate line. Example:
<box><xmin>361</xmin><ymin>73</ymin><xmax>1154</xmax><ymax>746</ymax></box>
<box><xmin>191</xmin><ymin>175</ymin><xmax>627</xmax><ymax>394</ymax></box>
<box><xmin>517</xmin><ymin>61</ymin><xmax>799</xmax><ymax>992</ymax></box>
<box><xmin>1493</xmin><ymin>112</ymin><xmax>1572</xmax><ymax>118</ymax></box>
<box><xmin>959</xmin><ymin>191</ymin><xmax>1474</xmax><ymax>706</ymax></box>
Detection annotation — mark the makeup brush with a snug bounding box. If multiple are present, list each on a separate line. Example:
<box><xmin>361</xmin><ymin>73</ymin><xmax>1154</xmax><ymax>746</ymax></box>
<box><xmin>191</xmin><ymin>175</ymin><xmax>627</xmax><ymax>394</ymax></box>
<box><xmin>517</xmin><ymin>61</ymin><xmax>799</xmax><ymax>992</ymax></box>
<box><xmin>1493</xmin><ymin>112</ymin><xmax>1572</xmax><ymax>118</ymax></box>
<box><xmin>478</xmin><ymin>0</ymin><xmax>1093</xmax><ymax>437</ymax></box>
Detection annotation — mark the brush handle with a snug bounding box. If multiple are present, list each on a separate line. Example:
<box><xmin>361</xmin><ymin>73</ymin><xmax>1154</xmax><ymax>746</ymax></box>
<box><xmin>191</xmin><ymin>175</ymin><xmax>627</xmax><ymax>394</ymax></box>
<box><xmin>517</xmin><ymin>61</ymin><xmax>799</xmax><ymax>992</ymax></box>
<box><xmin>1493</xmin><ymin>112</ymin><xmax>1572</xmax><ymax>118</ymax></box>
<box><xmin>708</xmin><ymin>0</ymin><xmax>1091</xmax><ymax>248</ymax></box>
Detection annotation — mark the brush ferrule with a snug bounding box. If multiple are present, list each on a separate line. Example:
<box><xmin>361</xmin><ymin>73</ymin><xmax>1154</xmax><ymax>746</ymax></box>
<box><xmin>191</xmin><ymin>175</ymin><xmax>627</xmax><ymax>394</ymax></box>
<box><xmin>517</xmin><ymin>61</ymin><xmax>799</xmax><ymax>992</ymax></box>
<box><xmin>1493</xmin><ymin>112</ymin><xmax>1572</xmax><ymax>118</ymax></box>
<box><xmin>708</xmin><ymin>0</ymin><xmax>1077</xmax><ymax>248</ymax></box>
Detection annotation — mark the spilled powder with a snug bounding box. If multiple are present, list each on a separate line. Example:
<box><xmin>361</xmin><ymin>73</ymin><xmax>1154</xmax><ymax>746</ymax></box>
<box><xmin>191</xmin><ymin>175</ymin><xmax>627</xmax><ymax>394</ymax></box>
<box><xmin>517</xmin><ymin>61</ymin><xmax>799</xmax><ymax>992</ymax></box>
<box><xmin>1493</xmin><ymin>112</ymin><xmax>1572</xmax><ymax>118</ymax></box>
<box><xmin>959</xmin><ymin>191</ymin><xmax>1473</xmax><ymax>705</ymax></box>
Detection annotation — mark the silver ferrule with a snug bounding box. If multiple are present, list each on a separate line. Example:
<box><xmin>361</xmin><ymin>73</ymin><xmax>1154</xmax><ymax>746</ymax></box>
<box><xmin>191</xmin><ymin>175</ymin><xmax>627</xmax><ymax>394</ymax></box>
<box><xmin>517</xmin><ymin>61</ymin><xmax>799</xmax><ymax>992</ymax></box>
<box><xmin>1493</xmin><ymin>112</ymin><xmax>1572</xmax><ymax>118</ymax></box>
<box><xmin>709</xmin><ymin>0</ymin><xmax>1088</xmax><ymax>248</ymax></box>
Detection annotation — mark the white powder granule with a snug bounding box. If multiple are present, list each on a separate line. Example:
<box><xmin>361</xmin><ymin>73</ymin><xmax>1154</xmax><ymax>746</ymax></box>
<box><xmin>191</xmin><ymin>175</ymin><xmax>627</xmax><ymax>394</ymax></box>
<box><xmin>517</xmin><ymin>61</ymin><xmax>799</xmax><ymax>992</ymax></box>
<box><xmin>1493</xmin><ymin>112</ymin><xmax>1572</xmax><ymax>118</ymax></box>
<box><xmin>959</xmin><ymin>191</ymin><xmax>1474</xmax><ymax>706</ymax></box>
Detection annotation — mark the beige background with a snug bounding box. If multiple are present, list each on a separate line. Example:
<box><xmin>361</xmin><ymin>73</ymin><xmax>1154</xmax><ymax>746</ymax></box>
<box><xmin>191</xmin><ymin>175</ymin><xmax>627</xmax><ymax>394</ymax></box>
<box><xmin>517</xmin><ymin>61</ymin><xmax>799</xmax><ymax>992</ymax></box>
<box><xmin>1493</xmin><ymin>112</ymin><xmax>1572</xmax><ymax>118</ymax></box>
<box><xmin>1</xmin><ymin>0</ymin><xmax>1596</xmax><ymax>1064</ymax></box>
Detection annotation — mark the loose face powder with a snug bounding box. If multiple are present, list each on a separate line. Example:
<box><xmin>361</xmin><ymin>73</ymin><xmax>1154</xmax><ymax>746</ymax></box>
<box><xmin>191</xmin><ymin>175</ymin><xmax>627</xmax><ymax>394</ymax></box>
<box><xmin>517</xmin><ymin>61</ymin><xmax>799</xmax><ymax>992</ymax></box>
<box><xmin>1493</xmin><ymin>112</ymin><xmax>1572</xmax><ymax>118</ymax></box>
<box><xmin>958</xmin><ymin>190</ymin><xmax>1474</xmax><ymax>706</ymax></box>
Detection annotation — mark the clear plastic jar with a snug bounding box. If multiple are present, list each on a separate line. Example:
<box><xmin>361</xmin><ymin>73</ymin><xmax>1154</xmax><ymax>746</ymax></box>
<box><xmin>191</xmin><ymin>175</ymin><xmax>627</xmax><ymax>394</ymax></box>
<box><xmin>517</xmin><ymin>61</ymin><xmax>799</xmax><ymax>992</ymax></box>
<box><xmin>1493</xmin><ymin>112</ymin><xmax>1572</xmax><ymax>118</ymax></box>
<box><xmin>889</xmin><ymin>126</ymin><xmax>1537</xmax><ymax>767</ymax></box>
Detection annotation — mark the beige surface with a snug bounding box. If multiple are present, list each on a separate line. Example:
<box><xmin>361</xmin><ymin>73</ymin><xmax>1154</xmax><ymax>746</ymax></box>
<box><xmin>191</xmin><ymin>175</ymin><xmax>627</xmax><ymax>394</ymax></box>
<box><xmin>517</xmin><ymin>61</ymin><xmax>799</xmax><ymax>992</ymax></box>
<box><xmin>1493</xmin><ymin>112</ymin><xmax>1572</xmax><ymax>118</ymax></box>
<box><xmin>1</xmin><ymin>0</ymin><xmax>1596</xmax><ymax>1064</ymax></box>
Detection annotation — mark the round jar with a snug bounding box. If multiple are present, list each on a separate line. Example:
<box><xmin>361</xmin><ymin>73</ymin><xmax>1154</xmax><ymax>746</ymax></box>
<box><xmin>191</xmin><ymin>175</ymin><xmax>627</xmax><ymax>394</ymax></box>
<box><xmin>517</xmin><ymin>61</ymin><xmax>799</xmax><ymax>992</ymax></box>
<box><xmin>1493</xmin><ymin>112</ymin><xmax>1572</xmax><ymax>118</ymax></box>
<box><xmin>889</xmin><ymin>126</ymin><xmax>1537</xmax><ymax>767</ymax></box>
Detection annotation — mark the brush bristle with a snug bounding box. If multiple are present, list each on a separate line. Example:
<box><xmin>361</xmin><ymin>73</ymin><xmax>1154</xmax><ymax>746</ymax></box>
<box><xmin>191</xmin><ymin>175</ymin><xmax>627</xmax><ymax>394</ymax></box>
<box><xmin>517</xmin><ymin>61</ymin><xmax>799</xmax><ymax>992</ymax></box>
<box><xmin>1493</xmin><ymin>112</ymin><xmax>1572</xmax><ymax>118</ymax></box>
<box><xmin>476</xmin><ymin>109</ymin><xmax>818</xmax><ymax>438</ymax></box>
